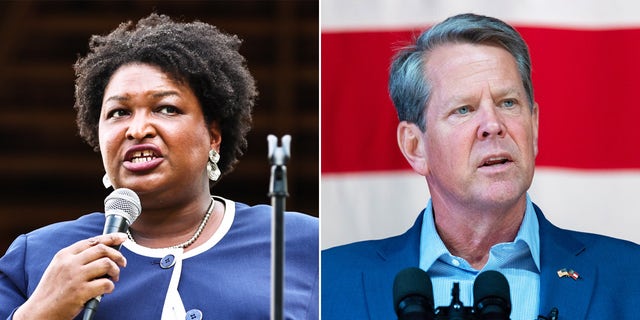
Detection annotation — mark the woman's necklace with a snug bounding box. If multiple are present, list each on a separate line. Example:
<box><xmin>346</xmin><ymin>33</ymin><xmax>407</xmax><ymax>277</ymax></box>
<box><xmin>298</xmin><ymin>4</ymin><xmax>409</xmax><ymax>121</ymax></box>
<box><xmin>126</xmin><ymin>197</ymin><xmax>215</xmax><ymax>249</ymax></box>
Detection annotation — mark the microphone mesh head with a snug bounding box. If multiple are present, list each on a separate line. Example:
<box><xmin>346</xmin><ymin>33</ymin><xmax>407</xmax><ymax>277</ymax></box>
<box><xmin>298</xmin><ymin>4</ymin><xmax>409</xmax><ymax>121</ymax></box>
<box><xmin>104</xmin><ymin>188</ymin><xmax>141</xmax><ymax>224</ymax></box>
<box><xmin>473</xmin><ymin>270</ymin><xmax>511</xmax><ymax>314</ymax></box>
<box><xmin>393</xmin><ymin>267</ymin><xmax>434</xmax><ymax>312</ymax></box>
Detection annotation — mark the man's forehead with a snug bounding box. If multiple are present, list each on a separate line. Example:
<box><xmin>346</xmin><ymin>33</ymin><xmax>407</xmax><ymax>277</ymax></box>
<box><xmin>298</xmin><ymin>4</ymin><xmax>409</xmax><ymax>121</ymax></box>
<box><xmin>423</xmin><ymin>43</ymin><xmax>524</xmax><ymax>99</ymax></box>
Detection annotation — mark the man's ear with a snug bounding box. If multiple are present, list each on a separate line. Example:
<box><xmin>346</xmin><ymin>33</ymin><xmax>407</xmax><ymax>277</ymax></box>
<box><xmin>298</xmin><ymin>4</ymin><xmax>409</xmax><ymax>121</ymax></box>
<box><xmin>208</xmin><ymin>121</ymin><xmax>222</xmax><ymax>151</ymax></box>
<box><xmin>397</xmin><ymin>121</ymin><xmax>429</xmax><ymax>176</ymax></box>
<box><xmin>531</xmin><ymin>102</ymin><xmax>539</xmax><ymax>157</ymax></box>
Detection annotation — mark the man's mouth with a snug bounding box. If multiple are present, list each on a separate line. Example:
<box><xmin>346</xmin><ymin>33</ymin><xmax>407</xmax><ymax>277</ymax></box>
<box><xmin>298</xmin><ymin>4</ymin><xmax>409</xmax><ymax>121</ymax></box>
<box><xmin>481</xmin><ymin>157</ymin><xmax>510</xmax><ymax>167</ymax></box>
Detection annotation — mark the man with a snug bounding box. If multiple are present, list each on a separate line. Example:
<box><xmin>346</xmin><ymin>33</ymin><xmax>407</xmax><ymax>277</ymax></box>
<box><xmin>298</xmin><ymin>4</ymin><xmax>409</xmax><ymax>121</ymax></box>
<box><xmin>322</xmin><ymin>13</ymin><xmax>640</xmax><ymax>319</ymax></box>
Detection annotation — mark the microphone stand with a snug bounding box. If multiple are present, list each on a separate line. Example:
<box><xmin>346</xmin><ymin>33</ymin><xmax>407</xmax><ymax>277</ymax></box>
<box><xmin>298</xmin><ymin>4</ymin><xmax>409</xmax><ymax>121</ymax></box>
<box><xmin>435</xmin><ymin>282</ymin><xmax>474</xmax><ymax>320</ymax></box>
<box><xmin>267</xmin><ymin>134</ymin><xmax>290</xmax><ymax>320</ymax></box>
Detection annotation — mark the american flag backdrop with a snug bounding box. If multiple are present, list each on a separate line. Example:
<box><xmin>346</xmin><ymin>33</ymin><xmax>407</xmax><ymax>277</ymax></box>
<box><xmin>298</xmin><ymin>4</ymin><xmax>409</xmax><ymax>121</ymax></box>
<box><xmin>321</xmin><ymin>0</ymin><xmax>640</xmax><ymax>249</ymax></box>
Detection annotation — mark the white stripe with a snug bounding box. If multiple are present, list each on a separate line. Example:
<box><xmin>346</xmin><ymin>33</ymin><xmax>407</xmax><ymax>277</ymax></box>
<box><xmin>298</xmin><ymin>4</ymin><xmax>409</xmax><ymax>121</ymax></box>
<box><xmin>322</xmin><ymin>0</ymin><xmax>640</xmax><ymax>31</ymax></box>
<box><xmin>321</xmin><ymin>168</ymin><xmax>640</xmax><ymax>249</ymax></box>
<box><xmin>321</xmin><ymin>171</ymin><xmax>429</xmax><ymax>249</ymax></box>
<box><xmin>529</xmin><ymin>168</ymin><xmax>640</xmax><ymax>244</ymax></box>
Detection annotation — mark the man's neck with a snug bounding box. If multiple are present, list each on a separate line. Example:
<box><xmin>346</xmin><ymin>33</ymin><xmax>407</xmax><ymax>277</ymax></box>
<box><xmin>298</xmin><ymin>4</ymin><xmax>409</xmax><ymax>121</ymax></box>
<box><xmin>431</xmin><ymin>196</ymin><xmax>527</xmax><ymax>270</ymax></box>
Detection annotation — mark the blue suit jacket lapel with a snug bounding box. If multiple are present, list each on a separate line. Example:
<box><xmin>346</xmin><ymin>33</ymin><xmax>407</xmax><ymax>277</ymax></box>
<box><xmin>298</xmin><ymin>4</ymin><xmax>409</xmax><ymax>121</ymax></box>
<box><xmin>536</xmin><ymin>204</ymin><xmax>595</xmax><ymax>319</ymax></box>
<box><xmin>363</xmin><ymin>211</ymin><xmax>424</xmax><ymax>320</ymax></box>
<box><xmin>360</xmin><ymin>205</ymin><xmax>596</xmax><ymax>319</ymax></box>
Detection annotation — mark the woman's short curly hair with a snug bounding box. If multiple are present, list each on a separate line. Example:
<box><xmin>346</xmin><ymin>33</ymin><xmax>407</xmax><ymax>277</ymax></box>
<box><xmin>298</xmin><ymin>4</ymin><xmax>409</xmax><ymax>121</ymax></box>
<box><xmin>74</xmin><ymin>13</ymin><xmax>257</xmax><ymax>180</ymax></box>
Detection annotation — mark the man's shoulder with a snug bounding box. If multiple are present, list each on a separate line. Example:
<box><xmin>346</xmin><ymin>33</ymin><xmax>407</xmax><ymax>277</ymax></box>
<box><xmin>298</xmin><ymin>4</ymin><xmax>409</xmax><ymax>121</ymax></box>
<box><xmin>564</xmin><ymin>228</ymin><xmax>640</xmax><ymax>258</ymax></box>
<box><xmin>324</xmin><ymin>234</ymin><xmax>397</xmax><ymax>252</ymax></box>
<box><xmin>323</xmin><ymin>212</ymin><xmax>423</xmax><ymax>269</ymax></box>
<box><xmin>543</xmin><ymin>219</ymin><xmax>640</xmax><ymax>273</ymax></box>
<box><xmin>321</xmin><ymin>220</ymin><xmax>423</xmax><ymax>320</ymax></box>
<box><xmin>536</xmin><ymin>203</ymin><xmax>640</xmax><ymax>261</ymax></box>
<box><xmin>323</xmin><ymin>232</ymin><xmax>412</xmax><ymax>268</ymax></box>
<box><xmin>323</xmin><ymin>238</ymin><xmax>385</xmax><ymax>262</ymax></box>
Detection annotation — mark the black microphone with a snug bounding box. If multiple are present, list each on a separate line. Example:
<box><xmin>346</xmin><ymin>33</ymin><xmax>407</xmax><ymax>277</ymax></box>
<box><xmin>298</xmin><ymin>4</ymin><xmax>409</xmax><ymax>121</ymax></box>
<box><xmin>393</xmin><ymin>267</ymin><xmax>435</xmax><ymax>320</ymax></box>
<box><xmin>83</xmin><ymin>188</ymin><xmax>141</xmax><ymax>320</ymax></box>
<box><xmin>473</xmin><ymin>270</ymin><xmax>511</xmax><ymax>320</ymax></box>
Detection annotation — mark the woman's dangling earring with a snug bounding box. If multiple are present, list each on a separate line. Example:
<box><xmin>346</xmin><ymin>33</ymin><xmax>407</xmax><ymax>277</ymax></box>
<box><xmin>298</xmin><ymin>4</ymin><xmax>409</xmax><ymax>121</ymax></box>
<box><xmin>102</xmin><ymin>173</ymin><xmax>112</xmax><ymax>189</ymax></box>
<box><xmin>207</xmin><ymin>149</ymin><xmax>221</xmax><ymax>181</ymax></box>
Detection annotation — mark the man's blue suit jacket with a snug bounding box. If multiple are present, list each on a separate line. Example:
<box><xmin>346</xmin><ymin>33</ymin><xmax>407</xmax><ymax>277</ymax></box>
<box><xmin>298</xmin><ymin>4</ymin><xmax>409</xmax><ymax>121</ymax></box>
<box><xmin>322</xmin><ymin>204</ymin><xmax>640</xmax><ymax>319</ymax></box>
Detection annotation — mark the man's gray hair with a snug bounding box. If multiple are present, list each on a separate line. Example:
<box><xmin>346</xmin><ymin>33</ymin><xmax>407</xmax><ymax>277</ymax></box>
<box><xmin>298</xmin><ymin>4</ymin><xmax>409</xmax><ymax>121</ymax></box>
<box><xmin>388</xmin><ymin>13</ymin><xmax>534</xmax><ymax>131</ymax></box>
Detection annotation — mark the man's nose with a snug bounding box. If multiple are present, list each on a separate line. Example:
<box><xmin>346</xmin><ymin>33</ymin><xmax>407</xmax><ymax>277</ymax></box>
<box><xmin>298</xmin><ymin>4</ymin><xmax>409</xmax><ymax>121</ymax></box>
<box><xmin>477</xmin><ymin>103</ymin><xmax>505</xmax><ymax>140</ymax></box>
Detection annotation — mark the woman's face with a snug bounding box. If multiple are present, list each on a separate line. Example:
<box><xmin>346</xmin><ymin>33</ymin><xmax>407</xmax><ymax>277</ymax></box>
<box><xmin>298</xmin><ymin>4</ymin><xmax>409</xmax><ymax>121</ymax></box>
<box><xmin>98</xmin><ymin>63</ymin><xmax>220</xmax><ymax>201</ymax></box>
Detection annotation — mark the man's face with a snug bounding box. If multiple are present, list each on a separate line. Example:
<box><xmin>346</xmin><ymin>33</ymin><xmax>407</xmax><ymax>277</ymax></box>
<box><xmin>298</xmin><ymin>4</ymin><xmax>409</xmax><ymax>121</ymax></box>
<box><xmin>420</xmin><ymin>42</ymin><xmax>539</xmax><ymax>209</ymax></box>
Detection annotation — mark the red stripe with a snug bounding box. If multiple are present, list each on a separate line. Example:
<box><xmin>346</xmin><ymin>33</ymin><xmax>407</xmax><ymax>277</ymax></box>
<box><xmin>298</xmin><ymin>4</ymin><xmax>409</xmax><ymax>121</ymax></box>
<box><xmin>322</xmin><ymin>27</ymin><xmax>640</xmax><ymax>173</ymax></box>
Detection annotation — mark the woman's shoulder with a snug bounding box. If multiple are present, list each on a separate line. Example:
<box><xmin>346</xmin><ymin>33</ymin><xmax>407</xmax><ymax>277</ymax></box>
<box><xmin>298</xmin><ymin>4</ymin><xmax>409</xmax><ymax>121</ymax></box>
<box><xmin>234</xmin><ymin>201</ymin><xmax>317</xmax><ymax>226</ymax></box>
<box><xmin>222</xmin><ymin>198</ymin><xmax>317</xmax><ymax>240</ymax></box>
<box><xmin>21</xmin><ymin>212</ymin><xmax>105</xmax><ymax>247</ymax></box>
<box><xmin>1</xmin><ymin>213</ymin><xmax>106</xmax><ymax>270</ymax></box>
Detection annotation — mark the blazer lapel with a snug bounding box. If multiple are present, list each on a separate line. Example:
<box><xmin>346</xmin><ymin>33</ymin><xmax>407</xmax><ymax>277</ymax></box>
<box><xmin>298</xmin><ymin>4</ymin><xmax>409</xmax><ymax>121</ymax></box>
<box><xmin>363</xmin><ymin>211</ymin><xmax>424</xmax><ymax>320</ymax></box>
<box><xmin>536</xmin><ymin>204</ymin><xmax>596</xmax><ymax>319</ymax></box>
<box><xmin>361</xmin><ymin>206</ymin><xmax>597</xmax><ymax>319</ymax></box>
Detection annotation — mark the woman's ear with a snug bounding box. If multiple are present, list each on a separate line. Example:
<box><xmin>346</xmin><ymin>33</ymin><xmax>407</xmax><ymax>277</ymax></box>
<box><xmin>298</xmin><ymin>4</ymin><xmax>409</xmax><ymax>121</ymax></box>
<box><xmin>208</xmin><ymin>121</ymin><xmax>222</xmax><ymax>151</ymax></box>
<box><xmin>397</xmin><ymin>121</ymin><xmax>429</xmax><ymax>176</ymax></box>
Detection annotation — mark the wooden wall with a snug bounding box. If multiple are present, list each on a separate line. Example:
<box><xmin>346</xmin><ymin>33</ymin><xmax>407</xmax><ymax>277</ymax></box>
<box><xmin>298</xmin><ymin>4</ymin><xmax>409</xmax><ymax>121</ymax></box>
<box><xmin>0</xmin><ymin>0</ymin><xmax>318</xmax><ymax>253</ymax></box>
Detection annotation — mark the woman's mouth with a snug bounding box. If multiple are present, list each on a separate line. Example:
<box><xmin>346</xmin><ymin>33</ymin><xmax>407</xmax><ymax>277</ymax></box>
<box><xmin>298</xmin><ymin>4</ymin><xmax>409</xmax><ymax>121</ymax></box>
<box><xmin>123</xmin><ymin>146</ymin><xmax>164</xmax><ymax>172</ymax></box>
<box><xmin>130</xmin><ymin>150</ymin><xmax>159</xmax><ymax>163</ymax></box>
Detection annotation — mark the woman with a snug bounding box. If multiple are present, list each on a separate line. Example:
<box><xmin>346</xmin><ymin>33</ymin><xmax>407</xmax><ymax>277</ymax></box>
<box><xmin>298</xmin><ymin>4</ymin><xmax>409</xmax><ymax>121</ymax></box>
<box><xmin>0</xmin><ymin>14</ymin><xmax>318</xmax><ymax>319</ymax></box>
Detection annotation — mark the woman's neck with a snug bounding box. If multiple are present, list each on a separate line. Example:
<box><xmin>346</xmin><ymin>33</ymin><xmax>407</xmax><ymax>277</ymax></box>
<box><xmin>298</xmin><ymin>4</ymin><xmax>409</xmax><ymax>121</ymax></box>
<box><xmin>127</xmin><ymin>193</ymin><xmax>224</xmax><ymax>251</ymax></box>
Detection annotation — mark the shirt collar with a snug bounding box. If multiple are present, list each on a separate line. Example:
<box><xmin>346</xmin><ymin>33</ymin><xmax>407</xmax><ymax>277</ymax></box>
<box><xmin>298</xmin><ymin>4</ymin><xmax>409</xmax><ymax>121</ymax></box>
<box><xmin>419</xmin><ymin>194</ymin><xmax>540</xmax><ymax>272</ymax></box>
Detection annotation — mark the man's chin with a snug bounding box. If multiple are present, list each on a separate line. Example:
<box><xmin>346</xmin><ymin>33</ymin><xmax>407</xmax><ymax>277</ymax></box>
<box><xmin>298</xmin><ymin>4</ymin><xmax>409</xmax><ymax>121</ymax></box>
<box><xmin>470</xmin><ymin>183</ymin><xmax>527</xmax><ymax>208</ymax></box>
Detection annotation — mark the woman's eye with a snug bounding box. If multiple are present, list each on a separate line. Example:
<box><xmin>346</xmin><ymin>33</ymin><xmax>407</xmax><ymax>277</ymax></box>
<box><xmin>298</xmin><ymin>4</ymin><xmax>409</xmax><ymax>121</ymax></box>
<box><xmin>159</xmin><ymin>105</ymin><xmax>180</xmax><ymax>114</ymax></box>
<box><xmin>107</xmin><ymin>109</ymin><xmax>129</xmax><ymax>118</ymax></box>
<box><xmin>456</xmin><ymin>106</ymin><xmax>470</xmax><ymax>114</ymax></box>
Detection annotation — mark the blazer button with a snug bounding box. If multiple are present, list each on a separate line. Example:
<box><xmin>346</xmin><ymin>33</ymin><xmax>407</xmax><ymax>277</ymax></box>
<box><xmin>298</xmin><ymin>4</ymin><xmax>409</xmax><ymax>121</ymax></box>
<box><xmin>160</xmin><ymin>254</ymin><xmax>176</xmax><ymax>269</ymax></box>
<box><xmin>185</xmin><ymin>309</ymin><xmax>203</xmax><ymax>320</ymax></box>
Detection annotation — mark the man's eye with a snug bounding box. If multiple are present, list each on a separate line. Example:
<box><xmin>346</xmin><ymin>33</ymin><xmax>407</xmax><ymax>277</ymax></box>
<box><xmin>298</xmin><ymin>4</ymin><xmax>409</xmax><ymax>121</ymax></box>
<box><xmin>456</xmin><ymin>106</ymin><xmax>470</xmax><ymax>114</ymax></box>
<box><xmin>502</xmin><ymin>99</ymin><xmax>515</xmax><ymax>108</ymax></box>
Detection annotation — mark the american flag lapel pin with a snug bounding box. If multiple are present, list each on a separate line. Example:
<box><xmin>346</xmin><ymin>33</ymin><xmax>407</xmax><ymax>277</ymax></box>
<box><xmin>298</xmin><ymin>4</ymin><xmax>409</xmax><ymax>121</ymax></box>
<box><xmin>557</xmin><ymin>268</ymin><xmax>580</xmax><ymax>280</ymax></box>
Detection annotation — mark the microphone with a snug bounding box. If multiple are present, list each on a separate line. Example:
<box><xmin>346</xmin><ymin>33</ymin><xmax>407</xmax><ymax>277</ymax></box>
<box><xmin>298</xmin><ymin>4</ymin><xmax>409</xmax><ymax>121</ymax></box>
<box><xmin>83</xmin><ymin>188</ymin><xmax>141</xmax><ymax>320</ymax></box>
<box><xmin>473</xmin><ymin>270</ymin><xmax>511</xmax><ymax>320</ymax></box>
<box><xmin>393</xmin><ymin>267</ymin><xmax>435</xmax><ymax>320</ymax></box>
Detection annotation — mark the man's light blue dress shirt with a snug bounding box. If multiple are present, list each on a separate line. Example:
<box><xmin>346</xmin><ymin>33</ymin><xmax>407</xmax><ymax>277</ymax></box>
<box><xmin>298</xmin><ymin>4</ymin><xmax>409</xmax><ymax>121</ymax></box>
<box><xmin>419</xmin><ymin>194</ymin><xmax>540</xmax><ymax>320</ymax></box>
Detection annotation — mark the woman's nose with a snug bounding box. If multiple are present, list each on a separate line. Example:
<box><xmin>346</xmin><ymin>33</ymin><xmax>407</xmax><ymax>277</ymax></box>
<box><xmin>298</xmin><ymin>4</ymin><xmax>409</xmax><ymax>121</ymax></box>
<box><xmin>126</xmin><ymin>112</ymin><xmax>155</xmax><ymax>140</ymax></box>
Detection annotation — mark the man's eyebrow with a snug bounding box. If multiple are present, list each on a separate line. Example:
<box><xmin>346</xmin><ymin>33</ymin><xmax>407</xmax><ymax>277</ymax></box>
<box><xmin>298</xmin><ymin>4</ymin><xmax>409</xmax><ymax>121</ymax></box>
<box><xmin>497</xmin><ymin>87</ymin><xmax>522</xmax><ymax>96</ymax></box>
